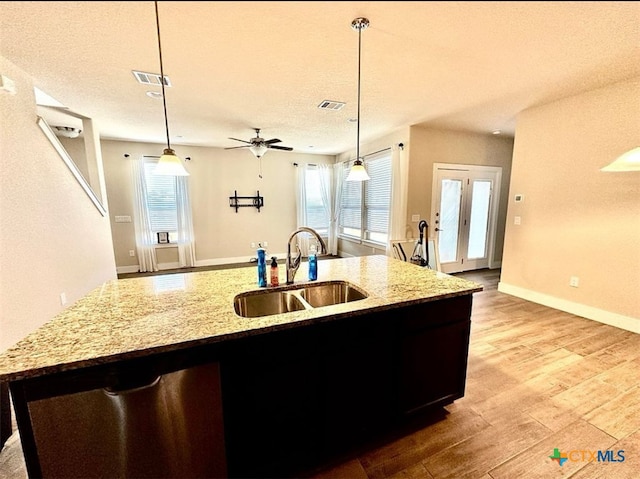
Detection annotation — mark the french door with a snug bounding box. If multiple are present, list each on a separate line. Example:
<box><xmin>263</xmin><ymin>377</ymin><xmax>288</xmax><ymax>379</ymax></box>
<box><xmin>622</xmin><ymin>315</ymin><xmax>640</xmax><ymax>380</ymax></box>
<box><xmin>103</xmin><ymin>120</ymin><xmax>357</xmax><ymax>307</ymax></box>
<box><xmin>431</xmin><ymin>164</ymin><xmax>501</xmax><ymax>274</ymax></box>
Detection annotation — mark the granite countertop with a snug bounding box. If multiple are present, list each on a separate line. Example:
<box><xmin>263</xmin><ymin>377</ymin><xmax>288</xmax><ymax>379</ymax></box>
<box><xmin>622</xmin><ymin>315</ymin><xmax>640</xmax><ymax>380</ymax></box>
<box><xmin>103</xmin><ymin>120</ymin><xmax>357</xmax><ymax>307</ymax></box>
<box><xmin>0</xmin><ymin>255</ymin><xmax>482</xmax><ymax>382</ymax></box>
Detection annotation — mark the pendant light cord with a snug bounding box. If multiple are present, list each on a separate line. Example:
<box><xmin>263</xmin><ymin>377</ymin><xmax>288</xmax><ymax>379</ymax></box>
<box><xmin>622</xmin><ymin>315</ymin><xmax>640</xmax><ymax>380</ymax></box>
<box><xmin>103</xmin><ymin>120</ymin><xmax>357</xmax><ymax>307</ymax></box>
<box><xmin>154</xmin><ymin>0</ymin><xmax>171</xmax><ymax>150</ymax></box>
<box><xmin>356</xmin><ymin>24</ymin><xmax>362</xmax><ymax>163</ymax></box>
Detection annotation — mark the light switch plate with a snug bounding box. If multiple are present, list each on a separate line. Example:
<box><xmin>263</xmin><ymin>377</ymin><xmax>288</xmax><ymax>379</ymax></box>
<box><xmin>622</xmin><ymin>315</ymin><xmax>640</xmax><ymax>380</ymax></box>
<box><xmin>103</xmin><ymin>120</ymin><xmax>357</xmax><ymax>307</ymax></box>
<box><xmin>114</xmin><ymin>215</ymin><xmax>132</xmax><ymax>223</ymax></box>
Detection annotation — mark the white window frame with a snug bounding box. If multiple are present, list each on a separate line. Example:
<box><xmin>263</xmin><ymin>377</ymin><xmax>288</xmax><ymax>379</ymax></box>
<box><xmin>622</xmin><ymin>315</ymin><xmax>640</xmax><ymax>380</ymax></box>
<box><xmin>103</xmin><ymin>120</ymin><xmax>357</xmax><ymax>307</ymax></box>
<box><xmin>338</xmin><ymin>151</ymin><xmax>392</xmax><ymax>247</ymax></box>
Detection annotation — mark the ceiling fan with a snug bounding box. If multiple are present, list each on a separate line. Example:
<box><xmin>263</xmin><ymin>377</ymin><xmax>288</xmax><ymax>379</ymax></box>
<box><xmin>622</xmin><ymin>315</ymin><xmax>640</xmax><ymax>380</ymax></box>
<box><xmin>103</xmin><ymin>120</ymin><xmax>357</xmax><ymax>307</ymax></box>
<box><xmin>225</xmin><ymin>128</ymin><xmax>293</xmax><ymax>159</ymax></box>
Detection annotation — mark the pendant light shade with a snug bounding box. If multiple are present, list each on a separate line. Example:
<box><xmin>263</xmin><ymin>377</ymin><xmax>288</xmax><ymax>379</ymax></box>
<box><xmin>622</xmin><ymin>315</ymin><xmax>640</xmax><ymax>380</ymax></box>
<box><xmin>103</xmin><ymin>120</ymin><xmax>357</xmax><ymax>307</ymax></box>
<box><xmin>346</xmin><ymin>158</ymin><xmax>370</xmax><ymax>181</ymax></box>
<box><xmin>152</xmin><ymin>1</ymin><xmax>189</xmax><ymax>176</ymax></box>
<box><xmin>346</xmin><ymin>17</ymin><xmax>370</xmax><ymax>182</ymax></box>
<box><xmin>601</xmin><ymin>147</ymin><xmax>640</xmax><ymax>172</ymax></box>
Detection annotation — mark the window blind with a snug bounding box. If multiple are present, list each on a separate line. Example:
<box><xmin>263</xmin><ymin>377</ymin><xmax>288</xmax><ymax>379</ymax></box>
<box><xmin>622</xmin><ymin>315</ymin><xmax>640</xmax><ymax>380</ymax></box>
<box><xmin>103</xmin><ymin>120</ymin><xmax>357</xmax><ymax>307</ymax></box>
<box><xmin>143</xmin><ymin>161</ymin><xmax>178</xmax><ymax>233</ymax></box>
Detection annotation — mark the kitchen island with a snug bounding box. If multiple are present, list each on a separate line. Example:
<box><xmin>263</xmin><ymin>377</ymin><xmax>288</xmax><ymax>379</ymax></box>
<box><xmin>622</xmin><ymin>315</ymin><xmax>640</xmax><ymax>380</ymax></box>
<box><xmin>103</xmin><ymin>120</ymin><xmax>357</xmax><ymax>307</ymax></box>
<box><xmin>0</xmin><ymin>255</ymin><xmax>482</xmax><ymax>478</ymax></box>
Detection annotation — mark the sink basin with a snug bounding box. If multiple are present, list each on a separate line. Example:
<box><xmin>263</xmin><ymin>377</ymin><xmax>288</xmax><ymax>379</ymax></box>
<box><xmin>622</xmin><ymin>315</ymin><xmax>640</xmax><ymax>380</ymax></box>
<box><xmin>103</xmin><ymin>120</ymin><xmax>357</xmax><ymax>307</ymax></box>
<box><xmin>299</xmin><ymin>281</ymin><xmax>368</xmax><ymax>308</ymax></box>
<box><xmin>234</xmin><ymin>290</ymin><xmax>306</xmax><ymax>318</ymax></box>
<box><xmin>234</xmin><ymin>280</ymin><xmax>369</xmax><ymax>318</ymax></box>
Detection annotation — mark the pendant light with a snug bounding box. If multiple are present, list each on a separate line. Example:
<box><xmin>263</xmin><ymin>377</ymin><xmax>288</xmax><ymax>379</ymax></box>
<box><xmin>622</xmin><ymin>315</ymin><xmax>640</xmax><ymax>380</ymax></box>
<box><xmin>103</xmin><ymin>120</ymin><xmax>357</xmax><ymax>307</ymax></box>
<box><xmin>600</xmin><ymin>147</ymin><xmax>640</xmax><ymax>172</ymax></box>
<box><xmin>346</xmin><ymin>17</ymin><xmax>370</xmax><ymax>182</ymax></box>
<box><xmin>152</xmin><ymin>0</ymin><xmax>189</xmax><ymax>176</ymax></box>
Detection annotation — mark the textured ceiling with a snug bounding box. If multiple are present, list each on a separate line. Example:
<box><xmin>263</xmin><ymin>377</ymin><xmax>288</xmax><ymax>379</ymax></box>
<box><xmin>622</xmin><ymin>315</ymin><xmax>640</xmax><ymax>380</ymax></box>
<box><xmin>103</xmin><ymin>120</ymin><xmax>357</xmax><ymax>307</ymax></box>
<box><xmin>1</xmin><ymin>1</ymin><xmax>639</xmax><ymax>155</ymax></box>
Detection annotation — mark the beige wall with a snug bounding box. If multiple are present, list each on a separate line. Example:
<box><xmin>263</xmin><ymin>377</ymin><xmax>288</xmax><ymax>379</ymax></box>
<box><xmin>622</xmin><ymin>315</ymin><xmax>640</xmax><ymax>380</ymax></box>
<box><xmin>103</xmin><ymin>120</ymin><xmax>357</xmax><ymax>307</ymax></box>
<box><xmin>101</xmin><ymin>140</ymin><xmax>334</xmax><ymax>270</ymax></box>
<box><xmin>406</xmin><ymin>127</ymin><xmax>514</xmax><ymax>263</ymax></box>
<box><xmin>0</xmin><ymin>56</ymin><xmax>117</xmax><ymax>351</ymax></box>
<box><xmin>500</xmin><ymin>78</ymin><xmax>640</xmax><ymax>330</ymax></box>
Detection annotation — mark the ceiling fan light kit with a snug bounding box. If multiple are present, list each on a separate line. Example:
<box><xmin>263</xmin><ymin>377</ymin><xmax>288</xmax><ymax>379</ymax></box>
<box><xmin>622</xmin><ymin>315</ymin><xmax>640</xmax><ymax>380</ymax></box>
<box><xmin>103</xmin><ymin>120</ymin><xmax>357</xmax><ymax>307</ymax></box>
<box><xmin>346</xmin><ymin>17</ymin><xmax>371</xmax><ymax>182</ymax></box>
<box><xmin>152</xmin><ymin>1</ymin><xmax>189</xmax><ymax>176</ymax></box>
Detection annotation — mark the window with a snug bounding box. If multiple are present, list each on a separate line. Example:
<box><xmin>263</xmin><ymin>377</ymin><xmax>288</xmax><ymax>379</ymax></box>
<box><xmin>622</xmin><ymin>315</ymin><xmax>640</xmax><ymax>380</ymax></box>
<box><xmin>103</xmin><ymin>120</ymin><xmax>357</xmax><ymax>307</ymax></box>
<box><xmin>143</xmin><ymin>160</ymin><xmax>178</xmax><ymax>243</ymax></box>
<box><xmin>303</xmin><ymin>166</ymin><xmax>330</xmax><ymax>236</ymax></box>
<box><xmin>339</xmin><ymin>152</ymin><xmax>392</xmax><ymax>245</ymax></box>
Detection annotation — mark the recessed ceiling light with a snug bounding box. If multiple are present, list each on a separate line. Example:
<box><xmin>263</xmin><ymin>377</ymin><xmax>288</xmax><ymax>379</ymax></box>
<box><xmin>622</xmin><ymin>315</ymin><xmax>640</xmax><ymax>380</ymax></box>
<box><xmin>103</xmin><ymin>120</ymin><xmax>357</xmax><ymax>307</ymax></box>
<box><xmin>492</xmin><ymin>129</ymin><xmax>501</xmax><ymax>135</ymax></box>
<box><xmin>146</xmin><ymin>91</ymin><xmax>163</xmax><ymax>99</ymax></box>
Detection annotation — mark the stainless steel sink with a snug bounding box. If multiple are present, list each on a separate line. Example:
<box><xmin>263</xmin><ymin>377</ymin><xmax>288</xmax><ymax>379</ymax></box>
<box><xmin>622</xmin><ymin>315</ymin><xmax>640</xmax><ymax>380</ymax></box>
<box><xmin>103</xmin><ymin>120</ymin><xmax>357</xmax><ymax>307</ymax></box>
<box><xmin>234</xmin><ymin>280</ymin><xmax>368</xmax><ymax>318</ymax></box>
<box><xmin>299</xmin><ymin>280</ymin><xmax>368</xmax><ymax>308</ymax></box>
<box><xmin>233</xmin><ymin>290</ymin><xmax>306</xmax><ymax>318</ymax></box>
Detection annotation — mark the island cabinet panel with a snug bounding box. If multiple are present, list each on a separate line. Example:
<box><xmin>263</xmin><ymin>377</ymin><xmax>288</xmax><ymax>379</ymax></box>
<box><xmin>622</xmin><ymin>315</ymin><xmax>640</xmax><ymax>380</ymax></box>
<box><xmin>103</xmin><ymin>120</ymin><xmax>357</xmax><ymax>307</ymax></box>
<box><xmin>220</xmin><ymin>294</ymin><xmax>473</xmax><ymax>478</ymax></box>
<box><xmin>397</xmin><ymin>295</ymin><xmax>472</xmax><ymax>414</ymax></box>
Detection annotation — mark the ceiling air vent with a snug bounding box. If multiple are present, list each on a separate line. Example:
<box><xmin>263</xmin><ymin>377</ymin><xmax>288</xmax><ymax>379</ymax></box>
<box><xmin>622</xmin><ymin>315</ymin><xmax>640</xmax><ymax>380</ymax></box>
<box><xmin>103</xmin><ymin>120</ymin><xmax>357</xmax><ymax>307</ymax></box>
<box><xmin>318</xmin><ymin>100</ymin><xmax>345</xmax><ymax>111</ymax></box>
<box><xmin>132</xmin><ymin>70</ymin><xmax>172</xmax><ymax>87</ymax></box>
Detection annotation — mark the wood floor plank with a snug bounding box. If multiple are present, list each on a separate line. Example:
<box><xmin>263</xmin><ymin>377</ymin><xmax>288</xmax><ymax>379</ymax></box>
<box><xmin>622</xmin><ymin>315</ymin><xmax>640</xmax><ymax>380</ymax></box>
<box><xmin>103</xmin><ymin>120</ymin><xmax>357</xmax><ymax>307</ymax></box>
<box><xmin>309</xmin><ymin>459</ymin><xmax>369</xmax><ymax>479</ymax></box>
<box><xmin>584</xmin><ymin>387</ymin><xmax>640</xmax><ymax>440</ymax></box>
<box><xmin>421</xmin><ymin>416</ymin><xmax>550</xmax><ymax>479</ymax></box>
<box><xmin>591</xmin><ymin>356</ymin><xmax>640</xmax><ymax>393</ymax></box>
<box><xmin>360</xmin><ymin>406</ymin><xmax>490</xmax><ymax>479</ymax></box>
<box><xmin>387</xmin><ymin>462</ymin><xmax>434</xmax><ymax>479</ymax></box>
<box><xmin>551</xmin><ymin>377</ymin><xmax>623</xmax><ymax>417</ymax></box>
<box><xmin>487</xmin><ymin>420</ymin><xmax>617</xmax><ymax>479</ymax></box>
<box><xmin>564</xmin><ymin>328</ymin><xmax>634</xmax><ymax>357</ymax></box>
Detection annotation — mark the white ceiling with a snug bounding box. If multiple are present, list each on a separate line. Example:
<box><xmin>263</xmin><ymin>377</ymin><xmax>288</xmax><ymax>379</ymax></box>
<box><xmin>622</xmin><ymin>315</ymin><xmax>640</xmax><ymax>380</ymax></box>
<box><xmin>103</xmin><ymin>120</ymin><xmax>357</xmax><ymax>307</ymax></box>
<box><xmin>2</xmin><ymin>1</ymin><xmax>639</xmax><ymax>155</ymax></box>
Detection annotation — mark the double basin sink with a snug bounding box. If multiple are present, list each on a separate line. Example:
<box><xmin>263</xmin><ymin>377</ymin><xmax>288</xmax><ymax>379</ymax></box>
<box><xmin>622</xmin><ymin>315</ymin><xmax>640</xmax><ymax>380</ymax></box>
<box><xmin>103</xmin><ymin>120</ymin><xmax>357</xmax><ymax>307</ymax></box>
<box><xmin>234</xmin><ymin>280</ymin><xmax>369</xmax><ymax>318</ymax></box>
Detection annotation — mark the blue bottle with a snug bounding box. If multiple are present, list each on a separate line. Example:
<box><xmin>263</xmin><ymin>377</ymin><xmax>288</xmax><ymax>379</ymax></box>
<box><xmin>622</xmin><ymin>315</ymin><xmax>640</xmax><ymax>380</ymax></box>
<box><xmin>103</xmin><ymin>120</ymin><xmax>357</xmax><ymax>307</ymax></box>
<box><xmin>257</xmin><ymin>247</ymin><xmax>267</xmax><ymax>287</ymax></box>
<box><xmin>308</xmin><ymin>244</ymin><xmax>318</xmax><ymax>281</ymax></box>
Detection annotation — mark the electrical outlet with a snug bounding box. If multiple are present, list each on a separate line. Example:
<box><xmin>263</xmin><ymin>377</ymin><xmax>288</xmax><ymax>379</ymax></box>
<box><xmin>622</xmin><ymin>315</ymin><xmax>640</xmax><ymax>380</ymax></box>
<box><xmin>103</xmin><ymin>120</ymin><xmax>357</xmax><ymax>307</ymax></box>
<box><xmin>570</xmin><ymin>276</ymin><xmax>579</xmax><ymax>287</ymax></box>
<box><xmin>263</xmin><ymin>241</ymin><xmax>268</xmax><ymax>247</ymax></box>
<box><xmin>411</xmin><ymin>214</ymin><xmax>420</xmax><ymax>222</ymax></box>
<box><xmin>129</xmin><ymin>250</ymin><xmax>135</xmax><ymax>257</ymax></box>
<box><xmin>251</xmin><ymin>242</ymin><xmax>256</xmax><ymax>248</ymax></box>
<box><xmin>60</xmin><ymin>292</ymin><xmax>67</xmax><ymax>306</ymax></box>
<box><xmin>514</xmin><ymin>216</ymin><xmax>521</xmax><ymax>225</ymax></box>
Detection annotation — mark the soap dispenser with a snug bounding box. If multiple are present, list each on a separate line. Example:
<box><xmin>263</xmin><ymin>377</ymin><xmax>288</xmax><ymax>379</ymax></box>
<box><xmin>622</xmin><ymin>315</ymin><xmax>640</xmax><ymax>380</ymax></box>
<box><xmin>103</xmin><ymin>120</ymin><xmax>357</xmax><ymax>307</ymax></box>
<box><xmin>308</xmin><ymin>244</ymin><xmax>318</xmax><ymax>281</ymax></box>
<box><xmin>257</xmin><ymin>246</ymin><xmax>267</xmax><ymax>287</ymax></box>
<box><xmin>270</xmin><ymin>256</ymin><xmax>279</xmax><ymax>287</ymax></box>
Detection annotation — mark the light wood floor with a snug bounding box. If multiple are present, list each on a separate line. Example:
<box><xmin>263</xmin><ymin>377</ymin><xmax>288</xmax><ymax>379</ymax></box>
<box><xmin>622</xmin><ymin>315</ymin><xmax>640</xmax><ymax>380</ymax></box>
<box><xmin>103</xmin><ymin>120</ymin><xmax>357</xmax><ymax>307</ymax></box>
<box><xmin>1</xmin><ymin>269</ymin><xmax>638</xmax><ymax>478</ymax></box>
<box><xmin>309</xmin><ymin>268</ymin><xmax>640</xmax><ymax>479</ymax></box>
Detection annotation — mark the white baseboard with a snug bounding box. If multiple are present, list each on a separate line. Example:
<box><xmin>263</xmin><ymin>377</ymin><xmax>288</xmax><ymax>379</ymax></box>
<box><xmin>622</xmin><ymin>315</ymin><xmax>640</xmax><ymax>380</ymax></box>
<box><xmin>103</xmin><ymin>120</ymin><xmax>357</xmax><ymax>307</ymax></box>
<box><xmin>117</xmin><ymin>262</ymin><xmax>184</xmax><ymax>274</ymax></box>
<box><xmin>116</xmin><ymin>265</ymin><xmax>140</xmax><ymax>274</ymax></box>
<box><xmin>195</xmin><ymin>252</ymin><xmax>288</xmax><ymax>268</ymax></box>
<box><xmin>498</xmin><ymin>282</ymin><xmax>640</xmax><ymax>334</ymax></box>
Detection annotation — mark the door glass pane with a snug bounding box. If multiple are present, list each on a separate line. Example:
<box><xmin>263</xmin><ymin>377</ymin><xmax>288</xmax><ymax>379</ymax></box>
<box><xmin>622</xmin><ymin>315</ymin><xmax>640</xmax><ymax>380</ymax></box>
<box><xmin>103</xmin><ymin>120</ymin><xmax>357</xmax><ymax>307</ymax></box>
<box><xmin>467</xmin><ymin>180</ymin><xmax>491</xmax><ymax>259</ymax></box>
<box><xmin>439</xmin><ymin>179</ymin><xmax>462</xmax><ymax>263</ymax></box>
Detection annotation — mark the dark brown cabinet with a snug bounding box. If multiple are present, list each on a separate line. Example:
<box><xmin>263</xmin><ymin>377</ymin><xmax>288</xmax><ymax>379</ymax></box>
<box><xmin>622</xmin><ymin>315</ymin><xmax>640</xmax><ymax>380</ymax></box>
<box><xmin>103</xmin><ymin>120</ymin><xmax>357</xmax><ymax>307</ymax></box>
<box><xmin>220</xmin><ymin>295</ymin><xmax>473</xmax><ymax>478</ymax></box>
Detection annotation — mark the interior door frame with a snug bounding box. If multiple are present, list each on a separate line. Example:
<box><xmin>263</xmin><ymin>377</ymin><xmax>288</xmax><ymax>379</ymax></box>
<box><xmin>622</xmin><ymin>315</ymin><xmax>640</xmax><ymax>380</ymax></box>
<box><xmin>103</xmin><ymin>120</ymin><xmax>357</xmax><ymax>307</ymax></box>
<box><xmin>430</xmin><ymin>163</ymin><xmax>502</xmax><ymax>273</ymax></box>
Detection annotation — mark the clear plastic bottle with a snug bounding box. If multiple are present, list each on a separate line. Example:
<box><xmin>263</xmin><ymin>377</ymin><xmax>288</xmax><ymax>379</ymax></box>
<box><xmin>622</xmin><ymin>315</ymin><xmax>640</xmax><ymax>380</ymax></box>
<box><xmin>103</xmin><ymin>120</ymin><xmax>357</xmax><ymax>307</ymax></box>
<box><xmin>308</xmin><ymin>244</ymin><xmax>317</xmax><ymax>281</ymax></box>
<box><xmin>257</xmin><ymin>247</ymin><xmax>267</xmax><ymax>287</ymax></box>
<box><xmin>270</xmin><ymin>256</ymin><xmax>279</xmax><ymax>287</ymax></box>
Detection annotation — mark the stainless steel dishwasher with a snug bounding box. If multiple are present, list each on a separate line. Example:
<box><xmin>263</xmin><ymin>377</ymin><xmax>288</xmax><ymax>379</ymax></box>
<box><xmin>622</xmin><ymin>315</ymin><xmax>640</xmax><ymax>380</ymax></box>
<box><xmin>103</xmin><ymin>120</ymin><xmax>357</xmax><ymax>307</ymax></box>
<box><xmin>27</xmin><ymin>362</ymin><xmax>227</xmax><ymax>478</ymax></box>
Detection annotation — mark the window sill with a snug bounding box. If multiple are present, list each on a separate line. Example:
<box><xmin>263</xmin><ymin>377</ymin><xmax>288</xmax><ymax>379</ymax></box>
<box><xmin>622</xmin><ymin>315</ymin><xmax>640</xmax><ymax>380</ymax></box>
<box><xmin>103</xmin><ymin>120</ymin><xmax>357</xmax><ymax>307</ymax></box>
<box><xmin>338</xmin><ymin>235</ymin><xmax>386</xmax><ymax>250</ymax></box>
<box><xmin>154</xmin><ymin>243</ymin><xmax>178</xmax><ymax>249</ymax></box>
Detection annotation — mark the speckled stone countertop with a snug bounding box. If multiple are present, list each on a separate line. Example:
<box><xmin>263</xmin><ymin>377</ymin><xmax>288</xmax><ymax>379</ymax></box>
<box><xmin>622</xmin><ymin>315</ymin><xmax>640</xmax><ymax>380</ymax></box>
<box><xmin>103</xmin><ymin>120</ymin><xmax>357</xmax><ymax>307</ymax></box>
<box><xmin>0</xmin><ymin>255</ymin><xmax>482</xmax><ymax>382</ymax></box>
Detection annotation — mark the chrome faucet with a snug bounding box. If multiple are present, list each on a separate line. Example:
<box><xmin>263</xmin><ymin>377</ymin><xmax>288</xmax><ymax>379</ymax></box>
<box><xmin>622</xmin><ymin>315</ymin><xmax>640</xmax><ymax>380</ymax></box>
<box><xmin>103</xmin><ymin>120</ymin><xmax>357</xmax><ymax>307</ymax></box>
<box><xmin>286</xmin><ymin>227</ymin><xmax>328</xmax><ymax>284</ymax></box>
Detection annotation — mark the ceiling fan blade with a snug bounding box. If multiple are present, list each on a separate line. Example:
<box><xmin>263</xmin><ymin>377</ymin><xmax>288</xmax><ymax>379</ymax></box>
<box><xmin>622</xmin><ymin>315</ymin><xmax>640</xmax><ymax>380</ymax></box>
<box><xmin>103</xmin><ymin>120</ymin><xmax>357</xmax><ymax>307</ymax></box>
<box><xmin>264</xmin><ymin>138</ymin><xmax>282</xmax><ymax>145</ymax></box>
<box><xmin>228</xmin><ymin>137</ymin><xmax>252</xmax><ymax>144</ymax></box>
<box><xmin>224</xmin><ymin>145</ymin><xmax>251</xmax><ymax>150</ymax></box>
<box><xmin>268</xmin><ymin>145</ymin><xmax>293</xmax><ymax>151</ymax></box>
